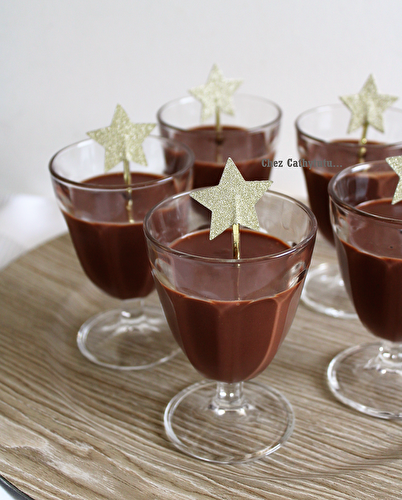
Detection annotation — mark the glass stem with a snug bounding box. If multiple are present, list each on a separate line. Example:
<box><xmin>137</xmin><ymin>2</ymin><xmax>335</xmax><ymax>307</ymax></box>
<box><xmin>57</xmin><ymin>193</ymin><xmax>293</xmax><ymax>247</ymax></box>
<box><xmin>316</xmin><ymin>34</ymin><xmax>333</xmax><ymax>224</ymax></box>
<box><xmin>213</xmin><ymin>382</ymin><xmax>244</xmax><ymax>411</ymax></box>
<box><xmin>120</xmin><ymin>298</ymin><xmax>145</xmax><ymax>323</ymax></box>
<box><xmin>365</xmin><ymin>341</ymin><xmax>402</xmax><ymax>373</ymax></box>
<box><xmin>379</xmin><ymin>341</ymin><xmax>402</xmax><ymax>366</ymax></box>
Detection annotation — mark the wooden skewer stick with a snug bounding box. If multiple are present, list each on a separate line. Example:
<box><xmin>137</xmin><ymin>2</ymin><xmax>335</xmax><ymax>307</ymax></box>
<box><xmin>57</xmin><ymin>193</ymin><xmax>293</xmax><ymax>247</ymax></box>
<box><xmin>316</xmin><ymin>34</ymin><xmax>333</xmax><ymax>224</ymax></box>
<box><xmin>232</xmin><ymin>223</ymin><xmax>241</xmax><ymax>260</ymax></box>
<box><xmin>123</xmin><ymin>159</ymin><xmax>134</xmax><ymax>223</ymax></box>
<box><xmin>358</xmin><ymin>122</ymin><xmax>368</xmax><ymax>164</ymax></box>
<box><xmin>215</xmin><ymin>106</ymin><xmax>223</xmax><ymax>163</ymax></box>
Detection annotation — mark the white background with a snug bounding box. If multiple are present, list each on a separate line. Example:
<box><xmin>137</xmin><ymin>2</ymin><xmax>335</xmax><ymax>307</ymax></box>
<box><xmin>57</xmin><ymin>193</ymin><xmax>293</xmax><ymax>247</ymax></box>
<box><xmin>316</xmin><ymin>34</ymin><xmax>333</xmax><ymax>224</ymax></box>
<box><xmin>2</xmin><ymin>0</ymin><xmax>402</xmax><ymax>202</ymax></box>
<box><xmin>1</xmin><ymin>1</ymin><xmax>402</xmax><ymax>498</ymax></box>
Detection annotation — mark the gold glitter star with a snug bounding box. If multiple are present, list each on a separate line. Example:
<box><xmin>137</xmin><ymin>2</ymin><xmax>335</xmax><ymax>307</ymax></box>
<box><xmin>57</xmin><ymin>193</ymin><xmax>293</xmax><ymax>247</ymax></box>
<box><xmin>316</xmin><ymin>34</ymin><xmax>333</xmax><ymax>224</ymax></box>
<box><xmin>189</xmin><ymin>64</ymin><xmax>243</xmax><ymax>122</ymax></box>
<box><xmin>340</xmin><ymin>75</ymin><xmax>398</xmax><ymax>133</ymax></box>
<box><xmin>190</xmin><ymin>157</ymin><xmax>272</xmax><ymax>240</ymax></box>
<box><xmin>87</xmin><ymin>104</ymin><xmax>156</xmax><ymax>172</ymax></box>
<box><xmin>386</xmin><ymin>155</ymin><xmax>402</xmax><ymax>204</ymax></box>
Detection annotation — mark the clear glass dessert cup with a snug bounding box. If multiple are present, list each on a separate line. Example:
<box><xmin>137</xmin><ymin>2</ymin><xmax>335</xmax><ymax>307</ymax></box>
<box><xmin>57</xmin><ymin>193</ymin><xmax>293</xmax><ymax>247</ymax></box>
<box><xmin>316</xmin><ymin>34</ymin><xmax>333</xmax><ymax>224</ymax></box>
<box><xmin>328</xmin><ymin>160</ymin><xmax>402</xmax><ymax>418</ymax></box>
<box><xmin>144</xmin><ymin>191</ymin><xmax>317</xmax><ymax>463</ymax></box>
<box><xmin>157</xmin><ymin>94</ymin><xmax>281</xmax><ymax>188</ymax></box>
<box><xmin>49</xmin><ymin>136</ymin><xmax>193</xmax><ymax>370</ymax></box>
<box><xmin>296</xmin><ymin>104</ymin><xmax>402</xmax><ymax>319</ymax></box>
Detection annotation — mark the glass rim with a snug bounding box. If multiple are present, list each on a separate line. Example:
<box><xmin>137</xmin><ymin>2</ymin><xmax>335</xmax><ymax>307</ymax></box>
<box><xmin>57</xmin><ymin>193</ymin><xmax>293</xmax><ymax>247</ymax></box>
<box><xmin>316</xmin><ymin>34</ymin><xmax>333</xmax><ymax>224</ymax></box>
<box><xmin>295</xmin><ymin>103</ymin><xmax>402</xmax><ymax>149</ymax></box>
<box><xmin>49</xmin><ymin>136</ymin><xmax>195</xmax><ymax>191</ymax></box>
<box><xmin>328</xmin><ymin>159</ymin><xmax>402</xmax><ymax>226</ymax></box>
<box><xmin>144</xmin><ymin>189</ymin><xmax>317</xmax><ymax>264</ymax></box>
<box><xmin>156</xmin><ymin>93</ymin><xmax>282</xmax><ymax>133</ymax></box>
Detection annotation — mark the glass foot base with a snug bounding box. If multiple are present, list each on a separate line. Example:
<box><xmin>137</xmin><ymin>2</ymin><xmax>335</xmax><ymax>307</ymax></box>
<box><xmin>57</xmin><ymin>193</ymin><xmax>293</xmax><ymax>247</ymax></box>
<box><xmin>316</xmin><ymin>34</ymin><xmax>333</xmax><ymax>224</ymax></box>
<box><xmin>301</xmin><ymin>262</ymin><xmax>357</xmax><ymax>319</ymax></box>
<box><xmin>77</xmin><ymin>302</ymin><xmax>179</xmax><ymax>370</ymax></box>
<box><xmin>328</xmin><ymin>342</ymin><xmax>402</xmax><ymax>419</ymax></box>
<box><xmin>164</xmin><ymin>380</ymin><xmax>294</xmax><ymax>464</ymax></box>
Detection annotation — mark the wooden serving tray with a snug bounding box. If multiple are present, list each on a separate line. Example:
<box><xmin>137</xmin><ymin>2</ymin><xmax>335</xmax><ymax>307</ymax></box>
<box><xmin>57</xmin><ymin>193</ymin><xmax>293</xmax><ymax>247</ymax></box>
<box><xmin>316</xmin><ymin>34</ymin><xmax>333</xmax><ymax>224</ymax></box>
<box><xmin>0</xmin><ymin>234</ymin><xmax>401</xmax><ymax>499</ymax></box>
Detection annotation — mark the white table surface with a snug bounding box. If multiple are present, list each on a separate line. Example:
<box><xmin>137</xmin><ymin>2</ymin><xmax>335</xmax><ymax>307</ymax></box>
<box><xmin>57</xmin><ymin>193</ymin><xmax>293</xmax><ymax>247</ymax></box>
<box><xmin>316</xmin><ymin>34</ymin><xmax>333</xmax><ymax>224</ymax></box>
<box><xmin>0</xmin><ymin>193</ymin><xmax>66</xmax><ymax>270</ymax></box>
<box><xmin>0</xmin><ymin>193</ymin><xmax>66</xmax><ymax>499</ymax></box>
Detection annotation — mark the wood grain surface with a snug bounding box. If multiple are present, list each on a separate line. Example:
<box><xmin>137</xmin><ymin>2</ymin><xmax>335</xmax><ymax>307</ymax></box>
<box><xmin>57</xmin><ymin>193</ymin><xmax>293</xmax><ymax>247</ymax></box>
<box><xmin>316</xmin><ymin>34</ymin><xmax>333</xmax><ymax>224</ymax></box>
<box><xmin>0</xmin><ymin>233</ymin><xmax>401</xmax><ymax>500</ymax></box>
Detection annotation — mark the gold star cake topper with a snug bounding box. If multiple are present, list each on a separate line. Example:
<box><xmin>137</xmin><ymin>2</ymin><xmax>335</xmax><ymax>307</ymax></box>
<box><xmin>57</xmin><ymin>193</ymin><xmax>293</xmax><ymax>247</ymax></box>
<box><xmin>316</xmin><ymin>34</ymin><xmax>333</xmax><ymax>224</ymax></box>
<box><xmin>190</xmin><ymin>158</ymin><xmax>272</xmax><ymax>256</ymax></box>
<box><xmin>87</xmin><ymin>104</ymin><xmax>156</xmax><ymax>172</ymax></box>
<box><xmin>87</xmin><ymin>105</ymin><xmax>155</xmax><ymax>223</ymax></box>
<box><xmin>189</xmin><ymin>64</ymin><xmax>243</xmax><ymax>122</ymax></box>
<box><xmin>340</xmin><ymin>74</ymin><xmax>398</xmax><ymax>134</ymax></box>
<box><xmin>386</xmin><ymin>156</ymin><xmax>402</xmax><ymax>204</ymax></box>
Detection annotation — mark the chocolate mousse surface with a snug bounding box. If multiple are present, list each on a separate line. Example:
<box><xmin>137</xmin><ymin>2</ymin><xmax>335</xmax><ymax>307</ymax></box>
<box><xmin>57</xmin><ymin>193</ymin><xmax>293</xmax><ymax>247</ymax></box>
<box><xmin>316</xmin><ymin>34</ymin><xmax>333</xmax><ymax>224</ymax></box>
<box><xmin>154</xmin><ymin>228</ymin><xmax>308</xmax><ymax>383</ymax></box>
<box><xmin>300</xmin><ymin>139</ymin><xmax>399</xmax><ymax>244</ymax></box>
<box><xmin>63</xmin><ymin>172</ymin><xmax>171</xmax><ymax>300</ymax></box>
<box><xmin>335</xmin><ymin>198</ymin><xmax>402</xmax><ymax>341</ymax></box>
<box><xmin>171</xmin><ymin>125</ymin><xmax>272</xmax><ymax>188</ymax></box>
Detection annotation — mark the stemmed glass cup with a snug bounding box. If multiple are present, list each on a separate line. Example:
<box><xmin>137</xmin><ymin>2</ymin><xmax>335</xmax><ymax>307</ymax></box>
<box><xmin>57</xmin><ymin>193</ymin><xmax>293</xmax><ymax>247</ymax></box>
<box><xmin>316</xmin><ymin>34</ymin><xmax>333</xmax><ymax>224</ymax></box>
<box><xmin>49</xmin><ymin>136</ymin><xmax>193</xmax><ymax>370</ymax></box>
<box><xmin>158</xmin><ymin>94</ymin><xmax>281</xmax><ymax>188</ymax></box>
<box><xmin>144</xmin><ymin>190</ymin><xmax>316</xmax><ymax>463</ymax></box>
<box><xmin>296</xmin><ymin>104</ymin><xmax>402</xmax><ymax>318</ymax></box>
<box><xmin>328</xmin><ymin>160</ymin><xmax>402</xmax><ymax>418</ymax></box>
